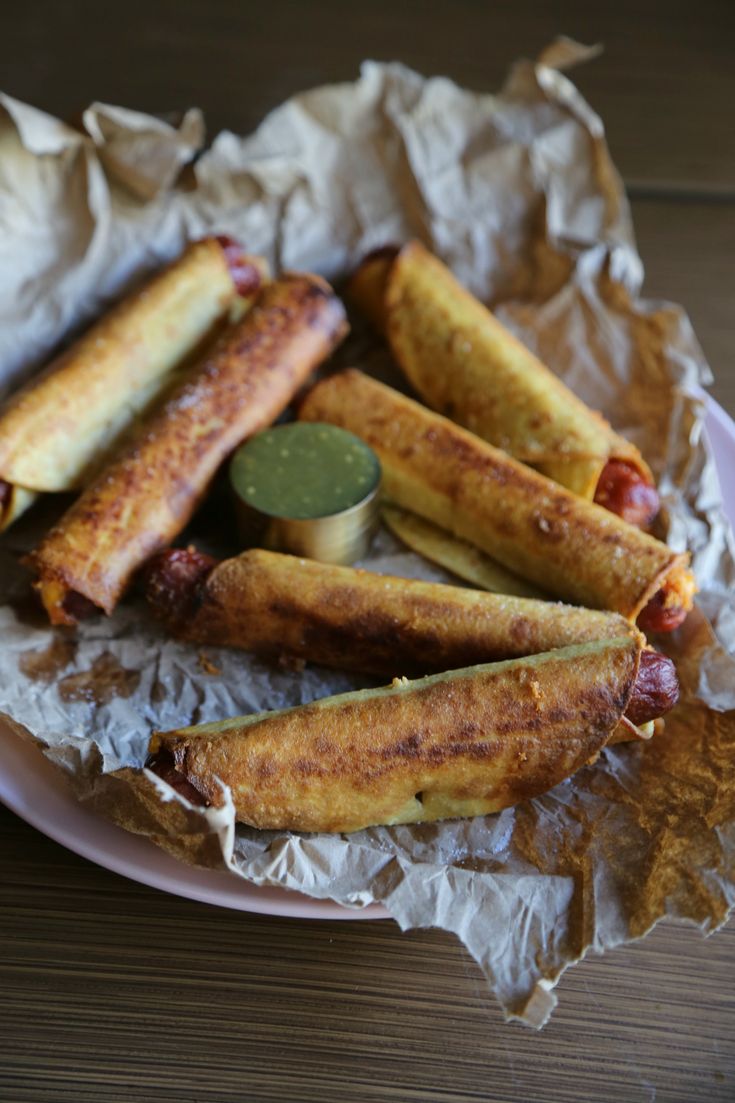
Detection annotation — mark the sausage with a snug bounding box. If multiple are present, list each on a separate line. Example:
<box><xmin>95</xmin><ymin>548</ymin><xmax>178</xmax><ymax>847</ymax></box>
<box><xmin>593</xmin><ymin>459</ymin><xmax>660</xmax><ymax>528</ymax></box>
<box><xmin>636</xmin><ymin>559</ymin><xmax>695</xmax><ymax>634</ymax></box>
<box><xmin>637</xmin><ymin>588</ymin><xmax>689</xmax><ymax>633</ymax></box>
<box><xmin>145</xmin><ymin>545</ymin><xmax>646</xmax><ymax>676</ymax></box>
<box><xmin>60</xmin><ymin>590</ymin><xmax>99</xmax><ymax>623</ymax></box>
<box><xmin>349</xmin><ymin>243</ymin><xmax>661</xmax><ymax>527</ymax></box>
<box><xmin>146</xmin><ymin>749</ymin><xmax>209</xmax><ymax>806</ymax></box>
<box><xmin>299</xmin><ymin>370</ymin><xmax>694</xmax><ymax>631</ymax></box>
<box><xmin>624</xmin><ymin>649</ymin><xmax>679</xmax><ymax>724</ymax></box>
<box><xmin>147</xmin><ymin>649</ymin><xmax>678</xmax><ymax>810</ymax></box>
<box><xmin>147</xmin><ymin>636</ymin><xmax>647</xmax><ymax>833</ymax></box>
<box><xmin>0</xmin><ymin>237</ymin><xmax>267</xmax><ymax>534</ymax></box>
<box><xmin>214</xmin><ymin>235</ymin><xmax>264</xmax><ymax>298</ymax></box>
<box><xmin>143</xmin><ymin>546</ymin><xmax>218</xmax><ymax>622</ymax></box>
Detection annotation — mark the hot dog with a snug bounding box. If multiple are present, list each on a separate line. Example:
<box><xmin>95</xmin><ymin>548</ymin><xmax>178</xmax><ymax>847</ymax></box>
<box><xmin>214</xmin><ymin>235</ymin><xmax>264</xmax><ymax>298</ymax></box>
<box><xmin>348</xmin><ymin>242</ymin><xmax>660</xmax><ymax>527</ymax></box>
<box><xmin>26</xmin><ymin>274</ymin><xmax>349</xmax><ymax>625</ymax></box>
<box><xmin>593</xmin><ymin>460</ymin><xmax>661</xmax><ymax>529</ymax></box>
<box><xmin>624</xmin><ymin>649</ymin><xmax>679</xmax><ymax>726</ymax></box>
<box><xmin>0</xmin><ymin>237</ymin><xmax>265</xmax><ymax>531</ymax></box>
<box><xmin>636</xmin><ymin>588</ymin><xmax>692</xmax><ymax>634</ymax></box>
<box><xmin>147</xmin><ymin>644</ymin><xmax>677</xmax><ymax>810</ymax></box>
<box><xmin>299</xmin><ymin>370</ymin><xmax>695</xmax><ymax>631</ymax></box>
<box><xmin>146</xmin><ymin>545</ymin><xmax>640</xmax><ymax>672</ymax></box>
<box><xmin>145</xmin><ymin>635</ymin><xmax>664</xmax><ymax>833</ymax></box>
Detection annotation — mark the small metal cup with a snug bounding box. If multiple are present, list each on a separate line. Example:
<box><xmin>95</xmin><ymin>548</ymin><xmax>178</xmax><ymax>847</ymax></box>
<box><xmin>231</xmin><ymin>427</ymin><xmax>382</xmax><ymax>565</ymax></box>
<box><xmin>264</xmin><ymin>482</ymin><xmax>380</xmax><ymax>564</ymax></box>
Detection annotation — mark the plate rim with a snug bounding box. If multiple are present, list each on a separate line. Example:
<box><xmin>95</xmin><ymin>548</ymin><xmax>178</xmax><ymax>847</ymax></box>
<box><xmin>0</xmin><ymin>722</ymin><xmax>387</xmax><ymax>920</ymax></box>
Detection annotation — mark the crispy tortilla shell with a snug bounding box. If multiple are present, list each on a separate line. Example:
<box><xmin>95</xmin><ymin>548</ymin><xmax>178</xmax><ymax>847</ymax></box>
<box><xmin>0</xmin><ymin>484</ymin><xmax>38</xmax><ymax>530</ymax></box>
<box><xmin>0</xmin><ymin>239</ymin><xmax>249</xmax><ymax>503</ymax></box>
<box><xmin>351</xmin><ymin>240</ymin><xmax>651</xmax><ymax>499</ymax></box>
<box><xmin>152</xmin><ymin>546</ymin><xmax>640</xmax><ymax>676</ymax></box>
<box><xmin>381</xmin><ymin>504</ymin><xmax>545</xmax><ymax>598</ymax></box>
<box><xmin>152</xmin><ymin>637</ymin><xmax>641</xmax><ymax>833</ymax></box>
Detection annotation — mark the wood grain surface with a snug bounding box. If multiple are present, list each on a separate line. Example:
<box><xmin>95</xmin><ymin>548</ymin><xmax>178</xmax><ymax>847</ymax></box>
<box><xmin>1</xmin><ymin>2</ymin><xmax>734</xmax><ymax>1101</ymax></box>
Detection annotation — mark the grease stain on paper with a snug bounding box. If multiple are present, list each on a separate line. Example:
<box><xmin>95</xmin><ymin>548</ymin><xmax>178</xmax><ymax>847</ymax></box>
<box><xmin>57</xmin><ymin>652</ymin><xmax>141</xmax><ymax>705</ymax></box>
<box><xmin>19</xmin><ymin>635</ymin><xmax>78</xmax><ymax>682</ymax></box>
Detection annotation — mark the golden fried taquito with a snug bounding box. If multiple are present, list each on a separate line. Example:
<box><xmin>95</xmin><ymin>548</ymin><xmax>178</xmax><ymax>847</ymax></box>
<box><xmin>149</xmin><ymin>636</ymin><xmax>653</xmax><ymax>833</ymax></box>
<box><xmin>349</xmin><ymin>241</ymin><xmax>659</xmax><ymax>527</ymax></box>
<box><xmin>145</xmin><ymin>546</ymin><xmax>640</xmax><ymax>676</ymax></box>
<box><xmin>0</xmin><ymin>237</ymin><xmax>263</xmax><ymax>530</ymax></box>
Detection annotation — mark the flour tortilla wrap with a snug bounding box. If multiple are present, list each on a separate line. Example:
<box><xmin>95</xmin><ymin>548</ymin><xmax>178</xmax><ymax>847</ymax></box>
<box><xmin>298</xmin><ymin>371</ymin><xmax>694</xmax><ymax>628</ymax></box>
<box><xmin>27</xmin><ymin>274</ymin><xmax>348</xmax><ymax>624</ymax></box>
<box><xmin>147</xmin><ymin>636</ymin><xmax>642</xmax><ymax>833</ymax></box>
<box><xmin>146</xmin><ymin>546</ymin><xmax>641</xmax><ymax>676</ymax></box>
<box><xmin>0</xmin><ymin>238</ymin><xmax>263</xmax><ymax>530</ymax></box>
<box><xmin>349</xmin><ymin>241</ymin><xmax>654</xmax><ymax>502</ymax></box>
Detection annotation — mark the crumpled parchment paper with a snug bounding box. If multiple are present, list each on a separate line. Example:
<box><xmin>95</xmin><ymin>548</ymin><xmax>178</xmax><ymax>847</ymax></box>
<box><xmin>2</xmin><ymin>40</ymin><xmax>734</xmax><ymax>1028</ymax></box>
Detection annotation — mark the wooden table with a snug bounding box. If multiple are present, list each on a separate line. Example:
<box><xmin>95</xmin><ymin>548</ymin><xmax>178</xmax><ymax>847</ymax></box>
<box><xmin>2</xmin><ymin>4</ymin><xmax>734</xmax><ymax>1100</ymax></box>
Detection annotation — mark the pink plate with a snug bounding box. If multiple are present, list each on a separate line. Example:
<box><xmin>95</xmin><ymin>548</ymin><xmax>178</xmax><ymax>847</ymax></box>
<box><xmin>1</xmin><ymin>395</ymin><xmax>733</xmax><ymax>919</ymax></box>
<box><xmin>0</xmin><ymin>723</ymin><xmax>387</xmax><ymax>919</ymax></box>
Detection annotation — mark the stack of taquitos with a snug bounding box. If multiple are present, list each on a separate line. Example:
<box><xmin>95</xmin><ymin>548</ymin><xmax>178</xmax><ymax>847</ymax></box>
<box><xmin>138</xmin><ymin>352</ymin><xmax>685</xmax><ymax>834</ymax></box>
<box><xmin>299</xmin><ymin>370</ymin><xmax>695</xmax><ymax>633</ymax></box>
<box><xmin>349</xmin><ymin>241</ymin><xmax>660</xmax><ymax>527</ymax></box>
<box><xmin>0</xmin><ymin>237</ymin><xmax>263</xmax><ymax>530</ymax></box>
<box><xmin>27</xmin><ymin>274</ymin><xmax>348</xmax><ymax>625</ymax></box>
<box><xmin>145</xmin><ymin>634</ymin><xmax>670</xmax><ymax>833</ymax></box>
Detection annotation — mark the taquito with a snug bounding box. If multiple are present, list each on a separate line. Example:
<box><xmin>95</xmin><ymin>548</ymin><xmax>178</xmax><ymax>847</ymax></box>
<box><xmin>349</xmin><ymin>242</ymin><xmax>659</xmax><ymax>527</ymax></box>
<box><xmin>145</xmin><ymin>546</ymin><xmax>641</xmax><ymax>675</ymax></box>
<box><xmin>27</xmin><ymin>274</ymin><xmax>348</xmax><ymax>625</ymax></box>
<box><xmin>147</xmin><ymin>636</ymin><xmax>656</xmax><ymax>833</ymax></box>
<box><xmin>299</xmin><ymin>370</ymin><xmax>695</xmax><ymax>632</ymax></box>
<box><xmin>0</xmin><ymin>237</ymin><xmax>263</xmax><ymax>530</ymax></box>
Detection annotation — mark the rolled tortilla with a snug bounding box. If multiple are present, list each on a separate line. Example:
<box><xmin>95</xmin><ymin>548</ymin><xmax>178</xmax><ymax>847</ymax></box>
<box><xmin>148</xmin><ymin>636</ymin><xmax>643</xmax><ymax>833</ymax></box>
<box><xmin>27</xmin><ymin>274</ymin><xmax>348</xmax><ymax>624</ymax></box>
<box><xmin>349</xmin><ymin>242</ymin><xmax>659</xmax><ymax>524</ymax></box>
<box><xmin>145</xmin><ymin>545</ymin><xmax>641</xmax><ymax>676</ymax></box>
<box><xmin>299</xmin><ymin>370</ymin><xmax>695</xmax><ymax>630</ymax></box>
<box><xmin>0</xmin><ymin>237</ymin><xmax>264</xmax><ymax>531</ymax></box>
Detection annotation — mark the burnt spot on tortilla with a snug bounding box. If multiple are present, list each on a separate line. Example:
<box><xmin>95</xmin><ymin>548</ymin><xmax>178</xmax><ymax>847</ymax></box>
<box><xmin>380</xmin><ymin>731</ymin><xmax>425</xmax><ymax>760</ymax></box>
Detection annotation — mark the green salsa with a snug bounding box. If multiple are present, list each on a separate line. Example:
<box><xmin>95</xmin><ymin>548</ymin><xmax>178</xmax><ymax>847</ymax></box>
<box><xmin>230</xmin><ymin>422</ymin><xmax>381</xmax><ymax>521</ymax></box>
